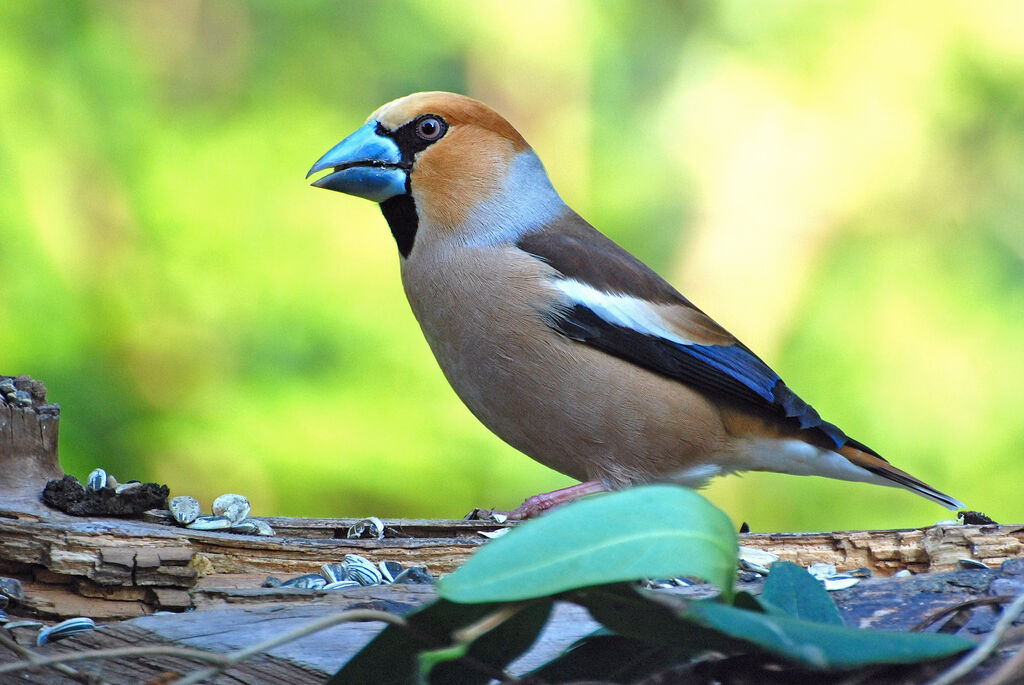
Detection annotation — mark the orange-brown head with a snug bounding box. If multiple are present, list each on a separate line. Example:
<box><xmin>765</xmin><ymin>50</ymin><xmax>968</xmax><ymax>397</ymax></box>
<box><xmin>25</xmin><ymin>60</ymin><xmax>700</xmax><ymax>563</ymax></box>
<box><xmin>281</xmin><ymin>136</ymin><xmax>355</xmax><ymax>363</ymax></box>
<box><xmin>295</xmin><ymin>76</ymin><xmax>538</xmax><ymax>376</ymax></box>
<box><xmin>308</xmin><ymin>92</ymin><xmax>564</xmax><ymax>256</ymax></box>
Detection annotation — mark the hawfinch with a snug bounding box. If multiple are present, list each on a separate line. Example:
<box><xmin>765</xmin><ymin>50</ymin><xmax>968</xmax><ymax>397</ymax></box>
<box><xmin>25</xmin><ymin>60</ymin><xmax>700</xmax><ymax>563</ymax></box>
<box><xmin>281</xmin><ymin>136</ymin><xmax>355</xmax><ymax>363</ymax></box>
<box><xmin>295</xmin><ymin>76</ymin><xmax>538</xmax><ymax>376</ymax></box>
<box><xmin>307</xmin><ymin>91</ymin><xmax>962</xmax><ymax>519</ymax></box>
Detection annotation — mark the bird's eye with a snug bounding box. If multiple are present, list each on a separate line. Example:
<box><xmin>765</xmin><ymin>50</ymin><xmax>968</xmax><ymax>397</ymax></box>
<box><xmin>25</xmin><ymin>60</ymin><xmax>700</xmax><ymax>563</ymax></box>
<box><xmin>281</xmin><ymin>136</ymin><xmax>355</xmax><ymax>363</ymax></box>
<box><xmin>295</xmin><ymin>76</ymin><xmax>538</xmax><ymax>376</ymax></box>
<box><xmin>415</xmin><ymin>116</ymin><xmax>445</xmax><ymax>141</ymax></box>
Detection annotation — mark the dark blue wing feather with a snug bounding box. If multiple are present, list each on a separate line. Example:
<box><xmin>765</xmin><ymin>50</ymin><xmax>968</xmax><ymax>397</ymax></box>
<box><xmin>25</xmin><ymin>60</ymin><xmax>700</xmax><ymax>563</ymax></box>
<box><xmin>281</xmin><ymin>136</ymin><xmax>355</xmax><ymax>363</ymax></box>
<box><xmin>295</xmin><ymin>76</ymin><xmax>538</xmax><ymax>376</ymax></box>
<box><xmin>547</xmin><ymin>303</ymin><xmax>850</xmax><ymax>449</ymax></box>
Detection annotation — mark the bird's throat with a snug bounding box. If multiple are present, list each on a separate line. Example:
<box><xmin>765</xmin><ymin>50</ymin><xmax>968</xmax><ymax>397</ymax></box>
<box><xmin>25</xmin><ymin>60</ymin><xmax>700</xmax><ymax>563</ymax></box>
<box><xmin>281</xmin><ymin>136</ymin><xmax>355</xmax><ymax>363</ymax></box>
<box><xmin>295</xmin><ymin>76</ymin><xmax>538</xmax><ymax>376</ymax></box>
<box><xmin>380</xmin><ymin>195</ymin><xmax>418</xmax><ymax>258</ymax></box>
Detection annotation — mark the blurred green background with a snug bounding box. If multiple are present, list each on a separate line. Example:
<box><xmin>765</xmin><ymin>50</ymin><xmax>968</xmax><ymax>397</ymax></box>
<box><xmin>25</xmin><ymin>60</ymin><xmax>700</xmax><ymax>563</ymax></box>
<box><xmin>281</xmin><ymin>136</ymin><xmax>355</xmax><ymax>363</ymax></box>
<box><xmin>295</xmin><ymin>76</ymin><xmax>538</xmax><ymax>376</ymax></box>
<box><xmin>2</xmin><ymin>1</ymin><xmax>1022</xmax><ymax>531</ymax></box>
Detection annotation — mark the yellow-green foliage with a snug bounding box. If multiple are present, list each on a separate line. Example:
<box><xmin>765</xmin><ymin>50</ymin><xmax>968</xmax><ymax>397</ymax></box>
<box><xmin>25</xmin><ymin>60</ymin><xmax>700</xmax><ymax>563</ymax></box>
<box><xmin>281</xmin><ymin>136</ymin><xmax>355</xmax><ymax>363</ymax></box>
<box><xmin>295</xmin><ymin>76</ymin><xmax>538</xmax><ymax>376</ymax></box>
<box><xmin>1</xmin><ymin>1</ymin><xmax>1022</xmax><ymax>529</ymax></box>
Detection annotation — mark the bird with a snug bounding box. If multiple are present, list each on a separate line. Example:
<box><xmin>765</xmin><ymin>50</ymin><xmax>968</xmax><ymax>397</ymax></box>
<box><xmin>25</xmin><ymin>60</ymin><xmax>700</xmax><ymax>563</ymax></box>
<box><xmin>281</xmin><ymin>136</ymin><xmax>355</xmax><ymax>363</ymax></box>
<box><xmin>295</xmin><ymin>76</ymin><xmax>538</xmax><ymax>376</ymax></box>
<box><xmin>306</xmin><ymin>91</ymin><xmax>963</xmax><ymax>519</ymax></box>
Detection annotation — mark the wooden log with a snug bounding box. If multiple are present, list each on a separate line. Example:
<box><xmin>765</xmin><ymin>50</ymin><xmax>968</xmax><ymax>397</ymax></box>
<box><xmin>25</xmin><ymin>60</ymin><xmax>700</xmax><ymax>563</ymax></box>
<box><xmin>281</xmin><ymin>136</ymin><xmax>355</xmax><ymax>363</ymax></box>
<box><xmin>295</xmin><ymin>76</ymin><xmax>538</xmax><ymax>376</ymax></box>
<box><xmin>0</xmin><ymin>374</ymin><xmax>1022</xmax><ymax>681</ymax></box>
<box><xmin>5</xmin><ymin>563</ymin><xmax>1024</xmax><ymax>684</ymax></box>
<box><xmin>739</xmin><ymin>524</ymin><xmax>1024</xmax><ymax>575</ymax></box>
<box><xmin>0</xmin><ymin>447</ymin><xmax>1021</xmax><ymax>622</ymax></box>
<box><xmin>2</xmin><ymin>508</ymin><xmax>1022</xmax><ymax>622</ymax></box>
<box><xmin>0</xmin><ymin>515</ymin><xmax>487</xmax><ymax>619</ymax></box>
<box><xmin>0</xmin><ymin>375</ymin><xmax>62</xmax><ymax>518</ymax></box>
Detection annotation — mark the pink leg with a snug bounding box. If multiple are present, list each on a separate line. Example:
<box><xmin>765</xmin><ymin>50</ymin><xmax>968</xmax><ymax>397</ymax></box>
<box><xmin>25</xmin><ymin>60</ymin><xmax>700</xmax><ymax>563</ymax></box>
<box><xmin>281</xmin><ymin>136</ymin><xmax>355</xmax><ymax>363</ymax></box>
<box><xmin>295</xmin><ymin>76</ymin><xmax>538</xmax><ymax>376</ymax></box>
<box><xmin>507</xmin><ymin>480</ymin><xmax>608</xmax><ymax>520</ymax></box>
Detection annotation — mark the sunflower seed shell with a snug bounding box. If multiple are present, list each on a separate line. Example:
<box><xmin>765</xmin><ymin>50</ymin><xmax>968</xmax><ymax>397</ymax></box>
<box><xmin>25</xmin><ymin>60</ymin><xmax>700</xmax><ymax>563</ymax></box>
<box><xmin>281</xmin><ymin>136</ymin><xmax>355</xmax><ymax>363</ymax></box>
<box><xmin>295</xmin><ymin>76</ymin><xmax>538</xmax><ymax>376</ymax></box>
<box><xmin>280</xmin><ymin>574</ymin><xmax>326</xmax><ymax>590</ymax></box>
<box><xmin>186</xmin><ymin>515</ymin><xmax>233</xmax><ymax>531</ymax></box>
<box><xmin>169</xmin><ymin>496</ymin><xmax>201</xmax><ymax>525</ymax></box>
<box><xmin>211</xmin><ymin>494</ymin><xmax>251</xmax><ymax>524</ymax></box>
<box><xmin>86</xmin><ymin>468</ymin><xmax>108</xmax><ymax>491</ymax></box>
<box><xmin>37</xmin><ymin>617</ymin><xmax>96</xmax><ymax>646</ymax></box>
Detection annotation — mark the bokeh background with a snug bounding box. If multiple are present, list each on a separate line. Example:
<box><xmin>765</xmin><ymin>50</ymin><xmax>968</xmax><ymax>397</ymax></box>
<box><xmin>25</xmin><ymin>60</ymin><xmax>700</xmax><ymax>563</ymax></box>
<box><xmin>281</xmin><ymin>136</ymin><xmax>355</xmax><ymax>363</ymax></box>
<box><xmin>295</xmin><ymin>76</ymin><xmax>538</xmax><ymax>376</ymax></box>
<box><xmin>2</xmin><ymin>1</ymin><xmax>1022</xmax><ymax>531</ymax></box>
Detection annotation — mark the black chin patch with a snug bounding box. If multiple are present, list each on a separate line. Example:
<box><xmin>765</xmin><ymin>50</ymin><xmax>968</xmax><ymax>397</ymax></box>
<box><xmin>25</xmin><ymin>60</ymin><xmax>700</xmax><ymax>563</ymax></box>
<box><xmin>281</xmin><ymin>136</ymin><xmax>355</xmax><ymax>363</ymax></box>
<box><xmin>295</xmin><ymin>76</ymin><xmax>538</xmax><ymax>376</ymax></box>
<box><xmin>380</xmin><ymin>195</ymin><xmax>418</xmax><ymax>258</ymax></box>
<box><xmin>374</xmin><ymin>115</ymin><xmax>448</xmax><ymax>259</ymax></box>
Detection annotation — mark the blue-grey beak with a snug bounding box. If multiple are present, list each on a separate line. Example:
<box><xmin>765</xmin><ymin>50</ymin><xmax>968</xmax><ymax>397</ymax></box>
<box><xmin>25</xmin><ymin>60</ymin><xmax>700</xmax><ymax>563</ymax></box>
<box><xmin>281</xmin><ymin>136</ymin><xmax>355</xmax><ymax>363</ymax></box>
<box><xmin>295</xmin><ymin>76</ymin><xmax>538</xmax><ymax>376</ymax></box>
<box><xmin>306</xmin><ymin>121</ymin><xmax>407</xmax><ymax>202</ymax></box>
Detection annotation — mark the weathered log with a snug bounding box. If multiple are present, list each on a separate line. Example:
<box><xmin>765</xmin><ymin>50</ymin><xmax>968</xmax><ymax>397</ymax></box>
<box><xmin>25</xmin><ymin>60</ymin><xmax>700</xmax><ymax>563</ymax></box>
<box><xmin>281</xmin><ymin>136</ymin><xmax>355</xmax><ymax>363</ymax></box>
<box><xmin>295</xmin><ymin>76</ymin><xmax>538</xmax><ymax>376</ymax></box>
<box><xmin>3</xmin><ymin>508</ymin><xmax>1023</xmax><ymax>621</ymax></box>
<box><xmin>739</xmin><ymin>524</ymin><xmax>1024</xmax><ymax>575</ymax></box>
<box><xmin>0</xmin><ymin>375</ymin><xmax>62</xmax><ymax>518</ymax></box>
<box><xmin>0</xmin><ymin>515</ymin><xmax>504</xmax><ymax>620</ymax></box>
<box><xmin>5</xmin><ymin>563</ymin><xmax>1024</xmax><ymax>684</ymax></box>
<box><xmin>1</xmin><ymin>374</ymin><xmax>1023</xmax><ymax>683</ymax></box>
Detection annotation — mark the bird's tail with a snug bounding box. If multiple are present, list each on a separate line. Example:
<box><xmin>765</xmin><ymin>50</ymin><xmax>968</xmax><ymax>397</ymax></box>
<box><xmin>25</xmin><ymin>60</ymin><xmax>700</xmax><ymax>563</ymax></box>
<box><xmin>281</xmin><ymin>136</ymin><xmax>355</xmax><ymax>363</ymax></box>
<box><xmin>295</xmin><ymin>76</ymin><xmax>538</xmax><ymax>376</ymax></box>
<box><xmin>838</xmin><ymin>443</ymin><xmax>964</xmax><ymax>511</ymax></box>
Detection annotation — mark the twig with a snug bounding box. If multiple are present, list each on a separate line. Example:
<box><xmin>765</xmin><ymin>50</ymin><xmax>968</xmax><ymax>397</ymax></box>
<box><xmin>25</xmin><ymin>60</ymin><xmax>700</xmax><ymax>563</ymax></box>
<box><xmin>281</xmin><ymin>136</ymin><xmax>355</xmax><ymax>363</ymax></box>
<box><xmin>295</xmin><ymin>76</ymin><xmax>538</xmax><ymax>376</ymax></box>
<box><xmin>924</xmin><ymin>592</ymin><xmax>1024</xmax><ymax>685</ymax></box>
<box><xmin>444</xmin><ymin>603</ymin><xmax>527</xmax><ymax>683</ymax></box>
<box><xmin>0</xmin><ymin>628</ymin><xmax>109</xmax><ymax>684</ymax></box>
<box><xmin>0</xmin><ymin>644</ymin><xmax>228</xmax><ymax>675</ymax></box>
<box><xmin>172</xmin><ymin>608</ymin><xmax>406</xmax><ymax>685</ymax></box>
<box><xmin>451</xmin><ymin>604</ymin><xmax>523</xmax><ymax>645</ymax></box>
<box><xmin>978</xmin><ymin>638</ymin><xmax>1024</xmax><ymax>685</ymax></box>
<box><xmin>912</xmin><ymin>596</ymin><xmax>1016</xmax><ymax>632</ymax></box>
<box><xmin>0</xmin><ymin>609</ymin><xmax>404</xmax><ymax>684</ymax></box>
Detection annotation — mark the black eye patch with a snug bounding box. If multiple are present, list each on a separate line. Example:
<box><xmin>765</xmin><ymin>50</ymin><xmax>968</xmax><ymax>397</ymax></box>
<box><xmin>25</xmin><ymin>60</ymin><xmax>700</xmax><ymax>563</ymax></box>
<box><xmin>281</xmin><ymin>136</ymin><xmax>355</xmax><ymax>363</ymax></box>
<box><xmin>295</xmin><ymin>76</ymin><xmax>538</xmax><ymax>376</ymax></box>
<box><xmin>385</xmin><ymin>115</ymin><xmax>450</xmax><ymax>163</ymax></box>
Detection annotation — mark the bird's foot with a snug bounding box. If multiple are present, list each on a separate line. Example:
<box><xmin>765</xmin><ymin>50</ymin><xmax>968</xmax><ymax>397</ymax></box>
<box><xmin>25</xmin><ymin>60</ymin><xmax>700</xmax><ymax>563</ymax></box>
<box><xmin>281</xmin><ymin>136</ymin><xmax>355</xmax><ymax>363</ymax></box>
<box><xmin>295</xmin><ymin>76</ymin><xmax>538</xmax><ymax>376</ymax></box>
<box><xmin>465</xmin><ymin>481</ymin><xmax>608</xmax><ymax>521</ymax></box>
<box><xmin>507</xmin><ymin>480</ymin><xmax>608</xmax><ymax>520</ymax></box>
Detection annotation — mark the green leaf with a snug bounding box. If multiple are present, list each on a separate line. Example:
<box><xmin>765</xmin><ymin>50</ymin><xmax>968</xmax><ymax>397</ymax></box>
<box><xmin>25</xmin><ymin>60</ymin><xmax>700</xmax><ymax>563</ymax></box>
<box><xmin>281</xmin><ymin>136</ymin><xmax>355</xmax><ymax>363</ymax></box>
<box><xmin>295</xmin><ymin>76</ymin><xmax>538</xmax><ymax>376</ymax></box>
<box><xmin>571</xmin><ymin>584</ymin><xmax>971</xmax><ymax>671</ymax></box>
<box><xmin>570</xmin><ymin>584</ymin><xmax>732</xmax><ymax>653</ymax></box>
<box><xmin>760</xmin><ymin>561</ymin><xmax>844</xmax><ymax>625</ymax></box>
<box><xmin>529</xmin><ymin>632</ymin><xmax>694</xmax><ymax>683</ymax></box>
<box><xmin>731</xmin><ymin>590</ymin><xmax>772</xmax><ymax>614</ymax></box>
<box><xmin>327</xmin><ymin>599</ymin><xmax>496</xmax><ymax>685</ymax></box>
<box><xmin>438</xmin><ymin>485</ymin><xmax>737</xmax><ymax>603</ymax></box>
<box><xmin>329</xmin><ymin>597</ymin><xmax>554</xmax><ymax>685</ymax></box>
<box><xmin>417</xmin><ymin>643</ymin><xmax>468</xmax><ymax>685</ymax></box>
<box><xmin>429</xmin><ymin>598</ymin><xmax>554</xmax><ymax>685</ymax></box>
<box><xmin>684</xmin><ymin>600</ymin><xmax>972</xmax><ymax>669</ymax></box>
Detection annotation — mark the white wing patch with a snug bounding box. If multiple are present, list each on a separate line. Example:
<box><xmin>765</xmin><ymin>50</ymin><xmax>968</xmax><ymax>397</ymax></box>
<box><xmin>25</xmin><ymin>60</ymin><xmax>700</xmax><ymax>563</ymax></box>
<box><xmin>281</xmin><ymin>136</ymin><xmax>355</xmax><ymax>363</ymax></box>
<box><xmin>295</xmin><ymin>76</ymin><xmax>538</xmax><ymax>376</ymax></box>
<box><xmin>552</xmin><ymin>279</ymin><xmax>700</xmax><ymax>346</ymax></box>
